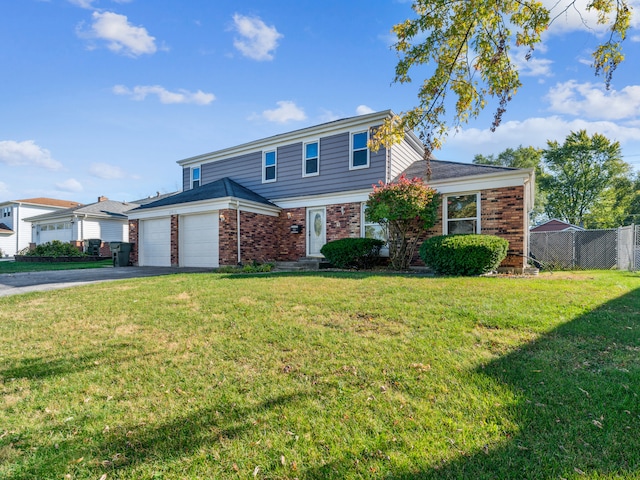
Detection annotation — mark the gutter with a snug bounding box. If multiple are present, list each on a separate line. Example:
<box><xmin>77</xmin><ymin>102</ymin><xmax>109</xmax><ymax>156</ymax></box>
<box><xmin>236</xmin><ymin>200</ymin><xmax>241</xmax><ymax>265</ymax></box>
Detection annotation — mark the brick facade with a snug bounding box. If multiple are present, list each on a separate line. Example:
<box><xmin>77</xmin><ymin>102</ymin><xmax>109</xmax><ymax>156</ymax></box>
<box><xmin>129</xmin><ymin>219</ymin><xmax>139</xmax><ymax>265</ymax></box>
<box><xmin>170</xmin><ymin>215</ymin><xmax>179</xmax><ymax>267</ymax></box>
<box><xmin>480</xmin><ymin>186</ymin><xmax>526</xmax><ymax>269</ymax></box>
<box><xmin>130</xmin><ymin>186</ymin><xmax>528</xmax><ymax>271</ymax></box>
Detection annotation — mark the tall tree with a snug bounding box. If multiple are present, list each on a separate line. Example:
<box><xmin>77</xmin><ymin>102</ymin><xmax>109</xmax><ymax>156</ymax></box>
<box><xmin>541</xmin><ymin>130</ymin><xmax>629</xmax><ymax>227</ymax></box>
<box><xmin>473</xmin><ymin>146</ymin><xmax>547</xmax><ymax>223</ymax></box>
<box><xmin>370</xmin><ymin>1</ymin><xmax>631</xmax><ymax>153</ymax></box>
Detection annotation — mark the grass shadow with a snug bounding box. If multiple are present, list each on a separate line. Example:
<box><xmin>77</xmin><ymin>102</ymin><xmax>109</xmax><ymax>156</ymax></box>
<box><xmin>303</xmin><ymin>286</ymin><xmax>640</xmax><ymax>479</ymax></box>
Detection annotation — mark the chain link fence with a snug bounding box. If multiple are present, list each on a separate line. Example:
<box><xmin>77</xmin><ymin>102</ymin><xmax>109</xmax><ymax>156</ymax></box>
<box><xmin>529</xmin><ymin>225</ymin><xmax>639</xmax><ymax>271</ymax></box>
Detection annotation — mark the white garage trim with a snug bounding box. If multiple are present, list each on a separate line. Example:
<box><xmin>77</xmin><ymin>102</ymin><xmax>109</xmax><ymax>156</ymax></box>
<box><xmin>139</xmin><ymin>217</ymin><xmax>171</xmax><ymax>267</ymax></box>
<box><xmin>179</xmin><ymin>212</ymin><xmax>219</xmax><ymax>268</ymax></box>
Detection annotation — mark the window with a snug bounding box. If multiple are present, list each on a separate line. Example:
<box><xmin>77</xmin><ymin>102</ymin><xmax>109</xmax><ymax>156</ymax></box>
<box><xmin>191</xmin><ymin>166</ymin><xmax>201</xmax><ymax>189</ymax></box>
<box><xmin>303</xmin><ymin>141</ymin><xmax>319</xmax><ymax>177</ymax></box>
<box><xmin>263</xmin><ymin>150</ymin><xmax>277</xmax><ymax>182</ymax></box>
<box><xmin>445</xmin><ymin>193</ymin><xmax>480</xmax><ymax>234</ymax></box>
<box><xmin>351</xmin><ymin>131</ymin><xmax>369</xmax><ymax>169</ymax></box>
<box><xmin>362</xmin><ymin>204</ymin><xmax>389</xmax><ymax>256</ymax></box>
<box><xmin>2</xmin><ymin>207</ymin><xmax>10</xmax><ymax>217</ymax></box>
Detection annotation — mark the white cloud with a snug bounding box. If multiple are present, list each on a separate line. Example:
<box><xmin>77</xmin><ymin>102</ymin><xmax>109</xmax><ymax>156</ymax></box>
<box><xmin>0</xmin><ymin>140</ymin><xmax>62</xmax><ymax>170</ymax></box>
<box><xmin>511</xmin><ymin>46</ymin><xmax>554</xmax><ymax>78</ymax></box>
<box><xmin>56</xmin><ymin>178</ymin><xmax>84</xmax><ymax>193</ymax></box>
<box><xmin>543</xmin><ymin>0</ymin><xmax>640</xmax><ymax>35</ymax></box>
<box><xmin>441</xmin><ymin>115</ymin><xmax>640</xmax><ymax>160</ymax></box>
<box><xmin>356</xmin><ymin>105</ymin><xmax>375</xmax><ymax>115</ymax></box>
<box><xmin>257</xmin><ymin>101</ymin><xmax>306</xmax><ymax>123</ymax></box>
<box><xmin>232</xmin><ymin>14</ymin><xmax>282</xmax><ymax>61</ymax></box>
<box><xmin>113</xmin><ymin>85</ymin><xmax>215</xmax><ymax>105</ymax></box>
<box><xmin>81</xmin><ymin>11</ymin><xmax>157</xmax><ymax>57</ymax></box>
<box><xmin>546</xmin><ymin>81</ymin><xmax>640</xmax><ymax>120</ymax></box>
<box><xmin>68</xmin><ymin>0</ymin><xmax>96</xmax><ymax>8</ymax></box>
<box><xmin>89</xmin><ymin>162</ymin><xmax>126</xmax><ymax>179</ymax></box>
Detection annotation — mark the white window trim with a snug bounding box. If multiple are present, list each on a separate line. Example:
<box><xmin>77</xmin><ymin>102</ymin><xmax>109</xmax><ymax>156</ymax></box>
<box><xmin>191</xmin><ymin>166</ymin><xmax>201</xmax><ymax>189</ymax></box>
<box><xmin>263</xmin><ymin>149</ymin><xmax>277</xmax><ymax>183</ymax></box>
<box><xmin>349</xmin><ymin>130</ymin><xmax>370</xmax><ymax>170</ymax></box>
<box><xmin>443</xmin><ymin>192</ymin><xmax>481</xmax><ymax>235</ymax></box>
<box><xmin>302</xmin><ymin>139</ymin><xmax>320</xmax><ymax>178</ymax></box>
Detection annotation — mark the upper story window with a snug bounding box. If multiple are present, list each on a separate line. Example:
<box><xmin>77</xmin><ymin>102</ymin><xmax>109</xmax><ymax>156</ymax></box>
<box><xmin>350</xmin><ymin>131</ymin><xmax>369</xmax><ymax>169</ymax></box>
<box><xmin>2</xmin><ymin>207</ymin><xmax>10</xmax><ymax>217</ymax></box>
<box><xmin>303</xmin><ymin>141</ymin><xmax>319</xmax><ymax>177</ymax></box>
<box><xmin>191</xmin><ymin>167</ymin><xmax>201</xmax><ymax>189</ymax></box>
<box><xmin>263</xmin><ymin>150</ymin><xmax>277</xmax><ymax>183</ymax></box>
<box><xmin>444</xmin><ymin>193</ymin><xmax>480</xmax><ymax>234</ymax></box>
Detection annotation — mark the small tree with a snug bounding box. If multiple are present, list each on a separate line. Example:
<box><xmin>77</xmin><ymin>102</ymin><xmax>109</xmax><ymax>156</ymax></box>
<box><xmin>366</xmin><ymin>175</ymin><xmax>439</xmax><ymax>270</ymax></box>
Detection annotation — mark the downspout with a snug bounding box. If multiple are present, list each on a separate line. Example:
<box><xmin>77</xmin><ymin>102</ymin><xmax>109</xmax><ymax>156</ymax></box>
<box><xmin>15</xmin><ymin>202</ymin><xmax>20</xmax><ymax>255</ymax></box>
<box><xmin>236</xmin><ymin>200</ymin><xmax>241</xmax><ymax>265</ymax></box>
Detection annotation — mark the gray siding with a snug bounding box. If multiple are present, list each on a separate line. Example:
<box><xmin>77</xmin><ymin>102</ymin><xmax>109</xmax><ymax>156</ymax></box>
<box><xmin>182</xmin><ymin>167</ymin><xmax>190</xmax><ymax>192</ymax></box>
<box><xmin>193</xmin><ymin>132</ymin><xmax>388</xmax><ymax>200</ymax></box>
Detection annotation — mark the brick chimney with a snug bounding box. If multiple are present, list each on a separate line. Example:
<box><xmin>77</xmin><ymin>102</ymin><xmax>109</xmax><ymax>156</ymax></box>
<box><xmin>98</xmin><ymin>196</ymin><xmax>108</xmax><ymax>202</ymax></box>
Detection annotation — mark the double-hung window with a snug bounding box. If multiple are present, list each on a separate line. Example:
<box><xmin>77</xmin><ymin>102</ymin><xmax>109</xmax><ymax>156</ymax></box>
<box><xmin>263</xmin><ymin>150</ymin><xmax>277</xmax><ymax>182</ymax></box>
<box><xmin>350</xmin><ymin>131</ymin><xmax>369</xmax><ymax>169</ymax></box>
<box><xmin>303</xmin><ymin>141</ymin><xmax>319</xmax><ymax>177</ymax></box>
<box><xmin>444</xmin><ymin>193</ymin><xmax>480</xmax><ymax>234</ymax></box>
<box><xmin>191</xmin><ymin>166</ymin><xmax>201</xmax><ymax>189</ymax></box>
<box><xmin>362</xmin><ymin>204</ymin><xmax>389</xmax><ymax>256</ymax></box>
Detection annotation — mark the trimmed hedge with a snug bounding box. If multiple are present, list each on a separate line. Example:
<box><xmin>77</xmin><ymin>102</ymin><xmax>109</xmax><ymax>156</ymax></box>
<box><xmin>320</xmin><ymin>238</ymin><xmax>385</xmax><ymax>269</ymax></box>
<box><xmin>24</xmin><ymin>240</ymin><xmax>85</xmax><ymax>258</ymax></box>
<box><xmin>419</xmin><ymin>234</ymin><xmax>509</xmax><ymax>276</ymax></box>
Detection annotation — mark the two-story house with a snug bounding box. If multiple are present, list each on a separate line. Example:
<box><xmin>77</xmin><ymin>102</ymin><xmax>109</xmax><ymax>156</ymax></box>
<box><xmin>128</xmin><ymin>110</ymin><xmax>535</xmax><ymax>272</ymax></box>
<box><xmin>0</xmin><ymin>197</ymin><xmax>81</xmax><ymax>257</ymax></box>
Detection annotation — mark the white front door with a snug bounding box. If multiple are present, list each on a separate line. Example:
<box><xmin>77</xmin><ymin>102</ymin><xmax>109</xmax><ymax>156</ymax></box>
<box><xmin>307</xmin><ymin>207</ymin><xmax>326</xmax><ymax>257</ymax></box>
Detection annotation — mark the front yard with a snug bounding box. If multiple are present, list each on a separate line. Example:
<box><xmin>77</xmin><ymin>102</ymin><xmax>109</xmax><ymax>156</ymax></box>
<box><xmin>0</xmin><ymin>270</ymin><xmax>638</xmax><ymax>479</ymax></box>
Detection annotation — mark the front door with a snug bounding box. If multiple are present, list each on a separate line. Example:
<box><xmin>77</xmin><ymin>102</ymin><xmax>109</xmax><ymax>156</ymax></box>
<box><xmin>307</xmin><ymin>207</ymin><xmax>326</xmax><ymax>257</ymax></box>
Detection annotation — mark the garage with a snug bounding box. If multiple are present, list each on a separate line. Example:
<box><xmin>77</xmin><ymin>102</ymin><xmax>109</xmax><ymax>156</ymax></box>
<box><xmin>179</xmin><ymin>212</ymin><xmax>219</xmax><ymax>267</ymax></box>
<box><xmin>139</xmin><ymin>217</ymin><xmax>171</xmax><ymax>266</ymax></box>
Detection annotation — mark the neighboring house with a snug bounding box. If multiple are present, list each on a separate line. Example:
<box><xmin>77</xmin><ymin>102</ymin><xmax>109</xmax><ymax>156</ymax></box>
<box><xmin>25</xmin><ymin>196</ymin><xmax>142</xmax><ymax>255</ymax></box>
<box><xmin>128</xmin><ymin>110</ymin><xmax>535</xmax><ymax>272</ymax></box>
<box><xmin>530</xmin><ymin>219</ymin><xmax>584</xmax><ymax>233</ymax></box>
<box><xmin>0</xmin><ymin>197</ymin><xmax>81</xmax><ymax>256</ymax></box>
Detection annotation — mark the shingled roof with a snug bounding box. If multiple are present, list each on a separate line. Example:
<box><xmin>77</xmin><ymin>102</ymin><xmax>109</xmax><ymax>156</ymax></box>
<box><xmin>0</xmin><ymin>223</ymin><xmax>13</xmax><ymax>234</ymax></box>
<box><xmin>14</xmin><ymin>197</ymin><xmax>82</xmax><ymax>208</ymax></box>
<box><xmin>132</xmin><ymin>177</ymin><xmax>277</xmax><ymax>211</ymax></box>
<box><xmin>25</xmin><ymin>199</ymin><xmax>140</xmax><ymax>221</ymax></box>
<box><xmin>396</xmin><ymin>159</ymin><xmax>521</xmax><ymax>182</ymax></box>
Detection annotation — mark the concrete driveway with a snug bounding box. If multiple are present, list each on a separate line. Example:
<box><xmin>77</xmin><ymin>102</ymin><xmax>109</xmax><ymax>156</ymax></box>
<box><xmin>0</xmin><ymin>266</ymin><xmax>211</xmax><ymax>298</ymax></box>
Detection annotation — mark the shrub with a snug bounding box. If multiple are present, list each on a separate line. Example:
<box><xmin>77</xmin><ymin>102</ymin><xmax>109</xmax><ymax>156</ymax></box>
<box><xmin>320</xmin><ymin>238</ymin><xmax>385</xmax><ymax>269</ymax></box>
<box><xmin>419</xmin><ymin>234</ymin><xmax>509</xmax><ymax>276</ymax></box>
<box><xmin>25</xmin><ymin>240</ymin><xmax>85</xmax><ymax>258</ymax></box>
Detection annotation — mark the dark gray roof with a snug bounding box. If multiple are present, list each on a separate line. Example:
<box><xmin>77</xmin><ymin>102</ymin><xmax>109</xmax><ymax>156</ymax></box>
<box><xmin>0</xmin><ymin>222</ymin><xmax>13</xmax><ymax>233</ymax></box>
<box><xmin>397</xmin><ymin>159</ymin><xmax>521</xmax><ymax>182</ymax></box>
<box><xmin>132</xmin><ymin>177</ymin><xmax>277</xmax><ymax>211</ymax></box>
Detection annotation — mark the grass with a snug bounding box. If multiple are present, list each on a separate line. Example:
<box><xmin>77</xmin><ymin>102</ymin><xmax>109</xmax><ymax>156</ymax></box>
<box><xmin>0</xmin><ymin>270</ymin><xmax>638</xmax><ymax>479</ymax></box>
<box><xmin>0</xmin><ymin>258</ymin><xmax>113</xmax><ymax>273</ymax></box>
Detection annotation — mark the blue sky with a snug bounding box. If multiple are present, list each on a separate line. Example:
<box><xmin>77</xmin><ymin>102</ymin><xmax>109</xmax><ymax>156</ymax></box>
<box><xmin>2</xmin><ymin>0</ymin><xmax>640</xmax><ymax>204</ymax></box>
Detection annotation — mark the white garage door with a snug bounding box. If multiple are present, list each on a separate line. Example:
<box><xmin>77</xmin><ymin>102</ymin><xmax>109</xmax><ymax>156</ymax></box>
<box><xmin>180</xmin><ymin>213</ymin><xmax>219</xmax><ymax>268</ymax></box>
<box><xmin>140</xmin><ymin>218</ymin><xmax>171</xmax><ymax>267</ymax></box>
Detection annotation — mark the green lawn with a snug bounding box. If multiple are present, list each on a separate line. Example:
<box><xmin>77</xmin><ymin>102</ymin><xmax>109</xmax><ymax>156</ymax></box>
<box><xmin>0</xmin><ymin>270</ymin><xmax>638</xmax><ymax>479</ymax></box>
<box><xmin>0</xmin><ymin>259</ymin><xmax>113</xmax><ymax>273</ymax></box>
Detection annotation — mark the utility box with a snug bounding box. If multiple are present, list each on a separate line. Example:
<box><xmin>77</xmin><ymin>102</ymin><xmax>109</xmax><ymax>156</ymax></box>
<box><xmin>85</xmin><ymin>238</ymin><xmax>101</xmax><ymax>256</ymax></box>
<box><xmin>110</xmin><ymin>242</ymin><xmax>132</xmax><ymax>267</ymax></box>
